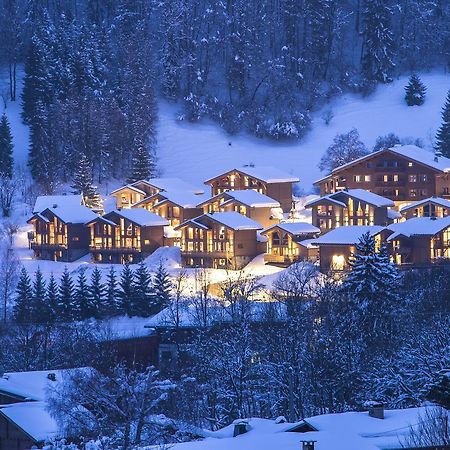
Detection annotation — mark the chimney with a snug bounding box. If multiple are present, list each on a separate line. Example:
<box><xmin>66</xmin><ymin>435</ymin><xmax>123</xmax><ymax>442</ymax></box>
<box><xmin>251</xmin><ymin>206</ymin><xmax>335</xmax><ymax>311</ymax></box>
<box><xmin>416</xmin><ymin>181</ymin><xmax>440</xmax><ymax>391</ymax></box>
<box><xmin>366</xmin><ymin>401</ymin><xmax>385</xmax><ymax>419</ymax></box>
<box><xmin>52</xmin><ymin>204</ymin><xmax>58</xmax><ymax>208</ymax></box>
<box><xmin>233</xmin><ymin>420</ymin><xmax>249</xmax><ymax>437</ymax></box>
<box><xmin>301</xmin><ymin>440</ymin><xmax>317</xmax><ymax>450</ymax></box>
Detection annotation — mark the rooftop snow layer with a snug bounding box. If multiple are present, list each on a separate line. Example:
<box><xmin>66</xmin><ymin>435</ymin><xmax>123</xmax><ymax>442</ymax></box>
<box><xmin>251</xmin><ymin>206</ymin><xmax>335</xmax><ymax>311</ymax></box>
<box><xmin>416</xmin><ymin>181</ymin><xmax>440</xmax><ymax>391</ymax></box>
<box><xmin>205</xmin><ymin>165</ymin><xmax>300</xmax><ymax>184</ymax></box>
<box><xmin>222</xmin><ymin>190</ymin><xmax>281</xmax><ymax>208</ymax></box>
<box><xmin>110</xmin><ymin>184</ymin><xmax>147</xmax><ymax>195</ymax></box>
<box><xmin>140</xmin><ymin>177</ymin><xmax>205</xmax><ymax>194</ymax></box>
<box><xmin>262</xmin><ymin>222</ymin><xmax>320</xmax><ymax>235</ymax></box>
<box><xmin>204</xmin><ymin>211</ymin><xmax>263</xmax><ymax>230</ymax></box>
<box><xmin>33</xmin><ymin>194</ymin><xmax>84</xmax><ymax>214</ymax></box>
<box><xmin>42</xmin><ymin>203</ymin><xmax>98</xmax><ymax>224</ymax></box>
<box><xmin>387</xmin><ymin>216</ymin><xmax>450</xmax><ymax>240</ymax></box>
<box><xmin>155</xmin><ymin>191</ymin><xmax>207</xmax><ymax>208</ymax></box>
<box><xmin>111</xmin><ymin>208</ymin><xmax>169</xmax><ymax>227</ymax></box>
<box><xmin>400</xmin><ymin>196</ymin><xmax>450</xmax><ymax>212</ymax></box>
<box><xmin>306</xmin><ymin>189</ymin><xmax>394</xmax><ymax>208</ymax></box>
<box><xmin>0</xmin><ymin>401</ymin><xmax>59</xmax><ymax>442</ymax></box>
<box><xmin>312</xmin><ymin>226</ymin><xmax>385</xmax><ymax>245</ymax></box>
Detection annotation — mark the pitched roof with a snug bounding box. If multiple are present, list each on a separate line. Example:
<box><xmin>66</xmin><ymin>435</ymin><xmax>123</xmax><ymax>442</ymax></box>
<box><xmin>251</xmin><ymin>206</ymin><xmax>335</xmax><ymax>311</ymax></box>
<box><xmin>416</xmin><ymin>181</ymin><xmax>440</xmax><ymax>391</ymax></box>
<box><xmin>400</xmin><ymin>196</ymin><xmax>450</xmax><ymax>213</ymax></box>
<box><xmin>387</xmin><ymin>216</ymin><xmax>450</xmax><ymax>240</ymax></box>
<box><xmin>152</xmin><ymin>191</ymin><xmax>207</xmax><ymax>209</ymax></box>
<box><xmin>41</xmin><ymin>203</ymin><xmax>98</xmax><ymax>224</ymax></box>
<box><xmin>205</xmin><ymin>165</ymin><xmax>300</xmax><ymax>184</ymax></box>
<box><xmin>306</xmin><ymin>189</ymin><xmax>394</xmax><ymax>208</ymax></box>
<box><xmin>262</xmin><ymin>222</ymin><xmax>320</xmax><ymax>236</ymax></box>
<box><xmin>107</xmin><ymin>208</ymin><xmax>169</xmax><ymax>227</ymax></box>
<box><xmin>203</xmin><ymin>212</ymin><xmax>263</xmax><ymax>230</ymax></box>
<box><xmin>0</xmin><ymin>401</ymin><xmax>58</xmax><ymax>443</ymax></box>
<box><xmin>314</xmin><ymin>145</ymin><xmax>450</xmax><ymax>184</ymax></box>
<box><xmin>199</xmin><ymin>190</ymin><xmax>281</xmax><ymax>208</ymax></box>
<box><xmin>311</xmin><ymin>226</ymin><xmax>385</xmax><ymax>245</ymax></box>
<box><xmin>33</xmin><ymin>194</ymin><xmax>84</xmax><ymax>214</ymax></box>
<box><xmin>110</xmin><ymin>184</ymin><xmax>147</xmax><ymax>196</ymax></box>
<box><xmin>136</xmin><ymin>177</ymin><xmax>204</xmax><ymax>194</ymax></box>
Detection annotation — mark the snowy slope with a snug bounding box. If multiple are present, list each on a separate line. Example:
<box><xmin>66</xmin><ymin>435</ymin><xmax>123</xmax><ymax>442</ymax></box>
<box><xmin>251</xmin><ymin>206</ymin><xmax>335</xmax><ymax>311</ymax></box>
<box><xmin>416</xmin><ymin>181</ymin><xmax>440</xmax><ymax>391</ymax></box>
<box><xmin>156</xmin><ymin>72</ymin><xmax>450</xmax><ymax>193</ymax></box>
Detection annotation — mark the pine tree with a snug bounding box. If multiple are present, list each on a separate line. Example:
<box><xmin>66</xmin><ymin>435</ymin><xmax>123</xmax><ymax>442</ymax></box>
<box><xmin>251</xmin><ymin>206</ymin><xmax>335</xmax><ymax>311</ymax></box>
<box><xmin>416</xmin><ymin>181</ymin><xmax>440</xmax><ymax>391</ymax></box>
<box><xmin>0</xmin><ymin>114</ymin><xmax>13</xmax><ymax>179</ymax></box>
<box><xmin>118</xmin><ymin>264</ymin><xmax>135</xmax><ymax>315</ymax></box>
<box><xmin>105</xmin><ymin>266</ymin><xmax>119</xmax><ymax>316</ymax></box>
<box><xmin>89</xmin><ymin>266</ymin><xmax>105</xmax><ymax>319</ymax></box>
<box><xmin>72</xmin><ymin>153</ymin><xmax>103</xmax><ymax>210</ymax></box>
<box><xmin>127</xmin><ymin>146</ymin><xmax>155</xmax><ymax>184</ymax></box>
<box><xmin>152</xmin><ymin>261</ymin><xmax>172</xmax><ymax>314</ymax></box>
<box><xmin>14</xmin><ymin>268</ymin><xmax>33</xmax><ymax>324</ymax></box>
<box><xmin>404</xmin><ymin>74</ymin><xmax>427</xmax><ymax>106</ymax></box>
<box><xmin>132</xmin><ymin>262</ymin><xmax>154</xmax><ymax>317</ymax></box>
<box><xmin>435</xmin><ymin>90</ymin><xmax>450</xmax><ymax>158</ymax></box>
<box><xmin>31</xmin><ymin>267</ymin><xmax>49</xmax><ymax>323</ymax></box>
<box><xmin>361</xmin><ymin>0</ymin><xmax>395</xmax><ymax>83</ymax></box>
<box><xmin>74</xmin><ymin>270</ymin><xmax>95</xmax><ymax>320</ymax></box>
<box><xmin>58</xmin><ymin>267</ymin><xmax>75</xmax><ymax>322</ymax></box>
<box><xmin>46</xmin><ymin>273</ymin><xmax>59</xmax><ymax>323</ymax></box>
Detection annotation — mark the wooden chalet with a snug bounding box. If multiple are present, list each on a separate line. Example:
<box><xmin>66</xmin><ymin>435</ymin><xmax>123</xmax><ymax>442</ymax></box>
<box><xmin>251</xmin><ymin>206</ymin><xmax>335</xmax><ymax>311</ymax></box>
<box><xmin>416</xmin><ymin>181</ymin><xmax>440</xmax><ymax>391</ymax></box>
<box><xmin>110</xmin><ymin>178</ymin><xmax>204</xmax><ymax>209</ymax></box>
<box><xmin>387</xmin><ymin>216</ymin><xmax>450</xmax><ymax>266</ymax></box>
<box><xmin>400</xmin><ymin>196</ymin><xmax>450</xmax><ymax>220</ymax></box>
<box><xmin>204</xmin><ymin>165</ymin><xmax>300</xmax><ymax>212</ymax></box>
<box><xmin>305</xmin><ymin>189</ymin><xmax>398</xmax><ymax>233</ymax></box>
<box><xmin>27</xmin><ymin>203</ymin><xmax>97</xmax><ymax>262</ymax></box>
<box><xmin>311</xmin><ymin>226</ymin><xmax>386</xmax><ymax>272</ymax></box>
<box><xmin>175</xmin><ymin>211</ymin><xmax>264</xmax><ymax>269</ymax></box>
<box><xmin>87</xmin><ymin>209</ymin><xmax>169</xmax><ymax>264</ymax></box>
<box><xmin>315</xmin><ymin>145</ymin><xmax>450</xmax><ymax>206</ymax></box>
<box><xmin>261</xmin><ymin>222</ymin><xmax>320</xmax><ymax>266</ymax></box>
<box><xmin>197</xmin><ymin>189</ymin><xmax>282</xmax><ymax>228</ymax></box>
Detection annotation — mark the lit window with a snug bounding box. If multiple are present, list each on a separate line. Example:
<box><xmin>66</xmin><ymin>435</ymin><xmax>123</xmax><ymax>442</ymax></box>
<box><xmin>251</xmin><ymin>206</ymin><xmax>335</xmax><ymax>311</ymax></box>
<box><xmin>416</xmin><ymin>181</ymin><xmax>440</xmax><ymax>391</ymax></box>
<box><xmin>408</xmin><ymin>162</ymin><xmax>413</xmax><ymax>167</ymax></box>
<box><xmin>409</xmin><ymin>174</ymin><xmax>417</xmax><ymax>183</ymax></box>
<box><xmin>420</xmin><ymin>174</ymin><xmax>428</xmax><ymax>182</ymax></box>
<box><xmin>354</xmin><ymin>175</ymin><xmax>362</xmax><ymax>182</ymax></box>
<box><xmin>331</xmin><ymin>254</ymin><xmax>345</xmax><ymax>271</ymax></box>
<box><xmin>383</xmin><ymin>175</ymin><xmax>389</xmax><ymax>182</ymax></box>
<box><xmin>393</xmin><ymin>174</ymin><xmax>399</xmax><ymax>182</ymax></box>
<box><xmin>364</xmin><ymin>175</ymin><xmax>371</xmax><ymax>182</ymax></box>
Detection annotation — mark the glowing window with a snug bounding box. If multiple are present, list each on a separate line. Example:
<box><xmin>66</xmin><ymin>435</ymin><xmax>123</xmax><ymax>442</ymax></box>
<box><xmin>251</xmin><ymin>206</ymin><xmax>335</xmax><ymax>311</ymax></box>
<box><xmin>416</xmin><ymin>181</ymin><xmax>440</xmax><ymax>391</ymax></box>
<box><xmin>331</xmin><ymin>254</ymin><xmax>345</xmax><ymax>270</ymax></box>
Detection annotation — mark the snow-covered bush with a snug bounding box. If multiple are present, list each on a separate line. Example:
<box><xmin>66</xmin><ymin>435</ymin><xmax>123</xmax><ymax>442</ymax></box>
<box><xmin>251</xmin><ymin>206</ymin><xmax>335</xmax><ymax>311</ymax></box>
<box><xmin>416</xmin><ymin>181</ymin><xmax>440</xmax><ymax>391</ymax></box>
<box><xmin>183</xmin><ymin>93</ymin><xmax>209</xmax><ymax>122</ymax></box>
<box><xmin>372</xmin><ymin>133</ymin><xmax>401</xmax><ymax>152</ymax></box>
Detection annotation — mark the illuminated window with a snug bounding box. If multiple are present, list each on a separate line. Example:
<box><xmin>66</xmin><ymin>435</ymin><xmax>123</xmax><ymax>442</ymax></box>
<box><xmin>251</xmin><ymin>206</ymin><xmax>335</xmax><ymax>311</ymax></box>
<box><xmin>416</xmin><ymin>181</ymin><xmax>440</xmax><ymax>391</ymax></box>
<box><xmin>331</xmin><ymin>254</ymin><xmax>345</xmax><ymax>270</ymax></box>
<box><xmin>354</xmin><ymin>175</ymin><xmax>362</xmax><ymax>182</ymax></box>
<box><xmin>364</xmin><ymin>175</ymin><xmax>371</xmax><ymax>182</ymax></box>
<box><xmin>383</xmin><ymin>175</ymin><xmax>389</xmax><ymax>182</ymax></box>
<box><xmin>420</xmin><ymin>174</ymin><xmax>428</xmax><ymax>182</ymax></box>
<box><xmin>409</xmin><ymin>174</ymin><xmax>417</xmax><ymax>183</ymax></box>
<box><xmin>393</xmin><ymin>174</ymin><xmax>399</xmax><ymax>182</ymax></box>
<box><xmin>408</xmin><ymin>162</ymin><xmax>413</xmax><ymax>167</ymax></box>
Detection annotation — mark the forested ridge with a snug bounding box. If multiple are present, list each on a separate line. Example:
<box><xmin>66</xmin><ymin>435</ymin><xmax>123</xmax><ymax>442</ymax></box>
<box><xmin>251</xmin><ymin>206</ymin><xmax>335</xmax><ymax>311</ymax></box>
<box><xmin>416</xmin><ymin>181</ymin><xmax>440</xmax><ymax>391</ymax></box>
<box><xmin>0</xmin><ymin>0</ymin><xmax>449</xmax><ymax>191</ymax></box>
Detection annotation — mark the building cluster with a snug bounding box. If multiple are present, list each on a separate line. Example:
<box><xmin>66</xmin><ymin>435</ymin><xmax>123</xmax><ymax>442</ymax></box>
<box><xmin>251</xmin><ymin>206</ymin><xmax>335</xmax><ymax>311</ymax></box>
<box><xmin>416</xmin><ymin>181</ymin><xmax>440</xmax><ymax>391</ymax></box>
<box><xmin>27</xmin><ymin>145</ymin><xmax>450</xmax><ymax>271</ymax></box>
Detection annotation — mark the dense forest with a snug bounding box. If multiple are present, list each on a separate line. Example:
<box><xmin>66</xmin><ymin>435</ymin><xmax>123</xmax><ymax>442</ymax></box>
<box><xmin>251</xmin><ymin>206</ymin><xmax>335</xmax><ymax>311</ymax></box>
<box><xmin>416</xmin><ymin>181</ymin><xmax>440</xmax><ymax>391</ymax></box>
<box><xmin>0</xmin><ymin>0</ymin><xmax>449</xmax><ymax>191</ymax></box>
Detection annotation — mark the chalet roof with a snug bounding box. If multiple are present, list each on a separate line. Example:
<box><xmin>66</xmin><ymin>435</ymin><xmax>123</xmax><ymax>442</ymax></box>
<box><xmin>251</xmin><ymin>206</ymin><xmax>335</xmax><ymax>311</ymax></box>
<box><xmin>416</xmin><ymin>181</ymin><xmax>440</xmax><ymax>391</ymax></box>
<box><xmin>387</xmin><ymin>216</ymin><xmax>450</xmax><ymax>240</ymax></box>
<box><xmin>400</xmin><ymin>196</ymin><xmax>450</xmax><ymax>213</ymax></box>
<box><xmin>110</xmin><ymin>184</ymin><xmax>147</xmax><ymax>196</ymax></box>
<box><xmin>152</xmin><ymin>191</ymin><xmax>207</xmax><ymax>209</ymax></box>
<box><xmin>136</xmin><ymin>177</ymin><xmax>205</xmax><ymax>194</ymax></box>
<box><xmin>204</xmin><ymin>165</ymin><xmax>300</xmax><ymax>184</ymax></box>
<box><xmin>38</xmin><ymin>204</ymin><xmax>98</xmax><ymax>224</ymax></box>
<box><xmin>314</xmin><ymin>145</ymin><xmax>450</xmax><ymax>184</ymax></box>
<box><xmin>203</xmin><ymin>212</ymin><xmax>263</xmax><ymax>230</ymax></box>
<box><xmin>33</xmin><ymin>194</ymin><xmax>84</xmax><ymax>214</ymax></box>
<box><xmin>107</xmin><ymin>208</ymin><xmax>169</xmax><ymax>227</ymax></box>
<box><xmin>261</xmin><ymin>222</ymin><xmax>320</xmax><ymax>236</ymax></box>
<box><xmin>305</xmin><ymin>189</ymin><xmax>394</xmax><ymax>208</ymax></box>
<box><xmin>199</xmin><ymin>190</ymin><xmax>281</xmax><ymax>208</ymax></box>
<box><xmin>0</xmin><ymin>401</ymin><xmax>59</xmax><ymax>443</ymax></box>
<box><xmin>311</xmin><ymin>226</ymin><xmax>385</xmax><ymax>246</ymax></box>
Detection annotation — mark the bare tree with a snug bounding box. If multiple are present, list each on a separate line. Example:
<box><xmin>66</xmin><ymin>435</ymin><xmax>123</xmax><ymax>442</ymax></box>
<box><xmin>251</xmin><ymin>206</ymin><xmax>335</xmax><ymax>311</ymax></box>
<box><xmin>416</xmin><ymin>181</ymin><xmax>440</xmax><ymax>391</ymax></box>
<box><xmin>0</xmin><ymin>175</ymin><xmax>17</xmax><ymax>217</ymax></box>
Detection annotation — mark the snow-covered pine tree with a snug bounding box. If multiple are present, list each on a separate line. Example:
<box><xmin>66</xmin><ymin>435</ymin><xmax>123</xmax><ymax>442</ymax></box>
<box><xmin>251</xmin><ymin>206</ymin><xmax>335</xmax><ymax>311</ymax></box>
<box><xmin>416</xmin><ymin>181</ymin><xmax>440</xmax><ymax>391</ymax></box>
<box><xmin>361</xmin><ymin>0</ymin><xmax>395</xmax><ymax>83</ymax></box>
<box><xmin>89</xmin><ymin>266</ymin><xmax>105</xmax><ymax>319</ymax></box>
<box><xmin>435</xmin><ymin>90</ymin><xmax>450</xmax><ymax>158</ymax></box>
<box><xmin>127</xmin><ymin>146</ymin><xmax>155</xmax><ymax>184</ymax></box>
<box><xmin>319</xmin><ymin>128</ymin><xmax>368</xmax><ymax>172</ymax></box>
<box><xmin>118</xmin><ymin>264</ymin><xmax>135</xmax><ymax>315</ymax></box>
<box><xmin>74</xmin><ymin>269</ymin><xmax>95</xmax><ymax>320</ymax></box>
<box><xmin>58</xmin><ymin>266</ymin><xmax>75</xmax><ymax>322</ymax></box>
<box><xmin>71</xmin><ymin>153</ymin><xmax>103</xmax><ymax>210</ymax></box>
<box><xmin>0</xmin><ymin>114</ymin><xmax>13</xmax><ymax>179</ymax></box>
<box><xmin>31</xmin><ymin>267</ymin><xmax>50</xmax><ymax>323</ymax></box>
<box><xmin>106</xmin><ymin>266</ymin><xmax>119</xmax><ymax>316</ymax></box>
<box><xmin>133</xmin><ymin>262</ymin><xmax>154</xmax><ymax>317</ymax></box>
<box><xmin>46</xmin><ymin>273</ymin><xmax>59</xmax><ymax>323</ymax></box>
<box><xmin>404</xmin><ymin>74</ymin><xmax>427</xmax><ymax>106</ymax></box>
<box><xmin>14</xmin><ymin>268</ymin><xmax>33</xmax><ymax>324</ymax></box>
<box><xmin>152</xmin><ymin>261</ymin><xmax>172</xmax><ymax>313</ymax></box>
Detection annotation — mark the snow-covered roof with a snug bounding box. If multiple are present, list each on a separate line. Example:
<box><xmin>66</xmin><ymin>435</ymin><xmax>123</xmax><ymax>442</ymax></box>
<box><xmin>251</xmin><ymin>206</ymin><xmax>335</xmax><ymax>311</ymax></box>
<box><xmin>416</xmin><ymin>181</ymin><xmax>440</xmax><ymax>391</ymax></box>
<box><xmin>400</xmin><ymin>196</ymin><xmax>450</xmax><ymax>213</ymax></box>
<box><xmin>108</xmin><ymin>208</ymin><xmax>169</xmax><ymax>227</ymax></box>
<box><xmin>306</xmin><ymin>189</ymin><xmax>394</xmax><ymax>208</ymax></box>
<box><xmin>312</xmin><ymin>226</ymin><xmax>385</xmax><ymax>245</ymax></box>
<box><xmin>110</xmin><ymin>184</ymin><xmax>147</xmax><ymax>196</ymax></box>
<box><xmin>305</xmin><ymin>196</ymin><xmax>347</xmax><ymax>208</ymax></box>
<box><xmin>138</xmin><ymin>177</ymin><xmax>205</xmax><ymax>194</ymax></box>
<box><xmin>41</xmin><ymin>203</ymin><xmax>98</xmax><ymax>224</ymax></box>
<box><xmin>205</xmin><ymin>166</ymin><xmax>300</xmax><ymax>184</ymax></box>
<box><xmin>0</xmin><ymin>369</ymin><xmax>72</xmax><ymax>401</ymax></box>
<box><xmin>262</xmin><ymin>222</ymin><xmax>320</xmax><ymax>236</ymax></box>
<box><xmin>387</xmin><ymin>209</ymin><xmax>402</xmax><ymax>220</ymax></box>
<box><xmin>222</xmin><ymin>190</ymin><xmax>280</xmax><ymax>208</ymax></box>
<box><xmin>314</xmin><ymin>145</ymin><xmax>450</xmax><ymax>184</ymax></box>
<box><xmin>153</xmin><ymin>191</ymin><xmax>207</xmax><ymax>209</ymax></box>
<box><xmin>204</xmin><ymin>212</ymin><xmax>263</xmax><ymax>231</ymax></box>
<box><xmin>33</xmin><ymin>194</ymin><xmax>84</xmax><ymax>214</ymax></box>
<box><xmin>387</xmin><ymin>216</ymin><xmax>450</xmax><ymax>240</ymax></box>
<box><xmin>0</xmin><ymin>401</ymin><xmax>59</xmax><ymax>442</ymax></box>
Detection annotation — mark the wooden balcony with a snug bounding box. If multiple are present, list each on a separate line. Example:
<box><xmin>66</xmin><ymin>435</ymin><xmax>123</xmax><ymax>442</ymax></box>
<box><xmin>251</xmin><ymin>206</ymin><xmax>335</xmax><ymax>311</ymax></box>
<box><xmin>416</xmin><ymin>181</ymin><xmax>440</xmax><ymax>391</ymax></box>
<box><xmin>181</xmin><ymin>250</ymin><xmax>231</xmax><ymax>258</ymax></box>
<box><xmin>31</xmin><ymin>242</ymin><xmax>66</xmax><ymax>251</ymax></box>
<box><xmin>90</xmin><ymin>245</ymin><xmax>141</xmax><ymax>253</ymax></box>
<box><xmin>264</xmin><ymin>254</ymin><xmax>296</xmax><ymax>265</ymax></box>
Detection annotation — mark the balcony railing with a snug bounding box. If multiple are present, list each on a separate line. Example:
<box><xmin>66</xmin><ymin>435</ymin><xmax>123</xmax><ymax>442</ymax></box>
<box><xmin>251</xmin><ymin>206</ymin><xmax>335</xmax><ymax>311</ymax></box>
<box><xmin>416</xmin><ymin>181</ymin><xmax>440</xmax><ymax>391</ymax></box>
<box><xmin>31</xmin><ymin>242</ymin><xmax>67</xmax><ymax>250</ymax></box>
<box><xmin>89</xmin><ymin>245</ymin><xmax>141</xmax><ymax>253</ymax></box>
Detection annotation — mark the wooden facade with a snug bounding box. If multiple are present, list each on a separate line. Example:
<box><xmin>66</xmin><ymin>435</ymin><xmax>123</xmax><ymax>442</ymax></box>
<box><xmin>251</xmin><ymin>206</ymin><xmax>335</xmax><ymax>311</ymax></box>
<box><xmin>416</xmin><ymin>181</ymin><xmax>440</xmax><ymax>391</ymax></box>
<box><xmin>28</xmin><ymin>208</ymin><xmax>94</xmax><ymax>262</ymax></box>
<box><xmin>315</xmin><ymin>148</ymin><xmax>450</xmax><ymax>206</ymax></box>
<box><xmin>204</xmin><ymin>167</ymin><xmax>299</xmax><ymax>212</ymax></box>
<box><xmin>175</xmin><ymin>213</ymin><xmax>263</xmax><ymax>269</ymax></box>
<box><xmin>400</xmin><ymin>198</ymin><xmax>450</xmax><ymax>220</ymax></box>
<box><xmin>0</xmin><ymin>412</ymin><xmax>39</xmax><ymax>450</ymax></box>
<box><xmin>88</xmin><ymin>211</ymin><xmax>167</xmax><ymax>264</ymax></box>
